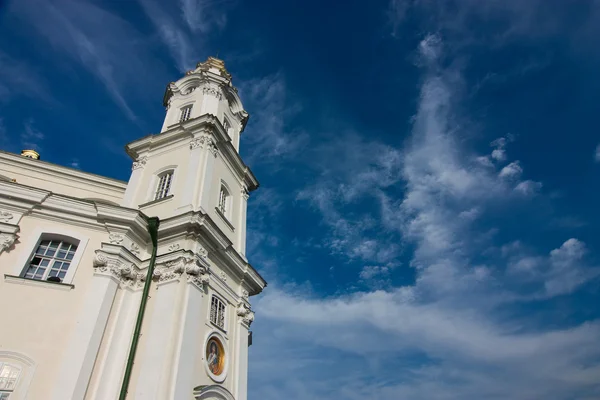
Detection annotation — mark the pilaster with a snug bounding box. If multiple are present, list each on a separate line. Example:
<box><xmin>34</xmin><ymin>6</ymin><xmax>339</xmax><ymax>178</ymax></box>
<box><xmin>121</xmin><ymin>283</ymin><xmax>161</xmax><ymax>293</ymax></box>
<box><xmin>122</xmin><ymin>157</ymin><xmax>148</xmax><ymax>207</ymax></box>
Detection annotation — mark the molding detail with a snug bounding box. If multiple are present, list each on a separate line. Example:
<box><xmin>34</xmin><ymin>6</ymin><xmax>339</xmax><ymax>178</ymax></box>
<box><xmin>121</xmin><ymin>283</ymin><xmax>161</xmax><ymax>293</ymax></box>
<box><xmin>109</xmin><ymin>233</ymin><xmax>124</xmax><ymax>245</ymax></box>
<box><xmin>219</xmin><ymin>271</ymin><xmax>227</xmax><ymax>282</ymax></box>
<box><xmin>132</xmin><ymin>157</ymin><xmax>148</xmax><ymax>170</ymax></box>
<box><xmin>0</xmin><ymin>211</ymin><xmax>14</xmax><ymax>222</ymax></box>
<box><xmin>168</xmin><ymin>243</ymin><xmax>180</xmax><ymax>252</ymax></box>
<box><xmin>241</xmin><ymin>290</ymin><xmax>249</xmax><ymax>301</ymax></box>
<box><xmin>236</xmin><ymin>303</ymin><xmax>254</xmax><ymax>327</ymax></box>
<box><xmin>0</xmin><ymin>233</ymin><xmax>17</xmax><ymax>254</ymax></box>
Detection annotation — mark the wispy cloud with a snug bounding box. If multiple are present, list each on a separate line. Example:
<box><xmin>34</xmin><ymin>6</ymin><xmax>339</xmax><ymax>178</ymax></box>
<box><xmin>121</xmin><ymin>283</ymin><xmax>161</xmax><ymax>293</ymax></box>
<box><xmin>240</xmin><ymin>73</ymin><xmax>309</xmax><ymax>163</ymax></box>
<box><xmin>10</xmin><ymin>0</ymin><xmax>162</xmax><ymax>122</ymax></box>
<box><xmin>248</xmin><ymin>33</ymin><xmax>600</xmax><ymax>399</ymax></box>
<box><xmin>595</xmin><ymin>143</ymin><xmax>600</xmax><ymax>162</ymax></box>
<box><xmin>0</xmin><ymin>50</ymin><xmax>53</xmax><ymax>104</ymax></box>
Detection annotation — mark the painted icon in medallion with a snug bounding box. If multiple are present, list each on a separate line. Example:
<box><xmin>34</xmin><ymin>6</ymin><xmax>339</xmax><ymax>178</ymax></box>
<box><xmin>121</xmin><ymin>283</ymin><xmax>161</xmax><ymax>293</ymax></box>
<box><xmin>206</xmin><ymin>336</ymin><xmax>225</xmax><ymax>376</ymax></box>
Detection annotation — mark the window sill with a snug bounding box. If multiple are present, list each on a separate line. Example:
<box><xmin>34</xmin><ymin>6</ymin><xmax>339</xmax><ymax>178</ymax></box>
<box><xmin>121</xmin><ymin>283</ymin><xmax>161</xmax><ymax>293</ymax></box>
<box><xmin>139</xmin><ymin>194</ymin><xmax>174</xmax><ymax>208</ymax></box>
<box><xmin>4</xmin><ymin>274</ymin><xmax>74</xmax><ymax>291</ymax></box>
<box><xmin>207</xmin><ymin>320</ymin><xmax>227</xmax><ymax>336</ymax></box>
<box><xmin>214</xmin><ymin>208</ymin><xmax>235</xmax><ymax>232</ymax></box>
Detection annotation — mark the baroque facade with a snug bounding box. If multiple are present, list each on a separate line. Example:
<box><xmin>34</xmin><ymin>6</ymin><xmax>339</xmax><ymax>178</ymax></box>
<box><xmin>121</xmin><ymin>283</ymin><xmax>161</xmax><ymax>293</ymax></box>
<box><xmin>0</xmin><ymin>57</ymin><xmax>266</xmax><ymax>400</ymax></box>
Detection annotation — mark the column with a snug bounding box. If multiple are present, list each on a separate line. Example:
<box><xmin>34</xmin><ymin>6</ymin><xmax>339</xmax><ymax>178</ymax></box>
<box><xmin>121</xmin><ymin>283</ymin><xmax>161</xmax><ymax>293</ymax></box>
<box><xmin>132</xmin><ymin>277</ymin><xmax>181</xmax><ymax>399</ymax></box>
<box><xmin>90</xmin><ymin>288</ymin><xmax>142</xmax><ymax>400</ymax></box>
<box><xmin>171</xmin><ymin>281</ymin><xmax>204</xmax><ymax>399</ymax></box>
<box><xmin>237</xmin><ymin>188</ymin><xmax>249</xmax><ymax>256</ymax></box>
<box><xmin>198</xmin><ymin>136</ymin><xmax>218</xmax><ymax>213</ymax></box>
<box><xmin>233</xmin><ymin>305</ymin><xmax>253</xmax><ymax>400</ymax></box>
<box><xmin>177</xmin><ymin>138</ymin><xmax>208</xmax><ymax>212</ymax></box>
<box><xmin>122</xmin><ymin>157</ymin><xmax>147</xmax><ymax>207</ymax></box>
<box><xmin>51</xmin><ymin>273</ymin><xmax>119</xmax><ymax>400</ymax></box>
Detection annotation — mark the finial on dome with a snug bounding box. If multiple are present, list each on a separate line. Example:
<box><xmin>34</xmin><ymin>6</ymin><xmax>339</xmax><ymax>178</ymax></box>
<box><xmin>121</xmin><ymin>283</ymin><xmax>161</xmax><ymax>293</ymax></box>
<box><xmin>21</xmin><ymin>149</ymin><xmax>40</xmax><ymax>160</ymax></box>
<box><xmin>195</xmin><ymin>56</ymin><xmax>231</xmax><ymax>80</ymax></box>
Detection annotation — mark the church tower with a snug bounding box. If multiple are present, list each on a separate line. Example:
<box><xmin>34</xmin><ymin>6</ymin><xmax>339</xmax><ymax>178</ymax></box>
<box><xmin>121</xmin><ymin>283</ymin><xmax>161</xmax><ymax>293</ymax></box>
<box><xmin>88</xmin><ymin>57</ymin><xmax>265</xmax><ymax>400</ymax></box>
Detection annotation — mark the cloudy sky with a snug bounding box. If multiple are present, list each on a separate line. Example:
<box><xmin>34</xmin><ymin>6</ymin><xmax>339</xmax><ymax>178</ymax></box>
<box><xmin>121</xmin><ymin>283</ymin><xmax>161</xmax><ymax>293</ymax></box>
<box><xmin>2</xmin><ymin>0</ymin><xmax>600</xmax><ymax>398</ymax></box>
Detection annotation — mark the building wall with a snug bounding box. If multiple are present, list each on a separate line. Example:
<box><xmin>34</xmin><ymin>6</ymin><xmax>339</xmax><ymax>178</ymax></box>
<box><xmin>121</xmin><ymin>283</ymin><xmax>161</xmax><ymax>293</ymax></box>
<box><xmin>0</xmin><ymin>152</ymin><xmax>126</xmax><ymax>205</ymax></box>
<box><xmin>0</xmin><ymin>215</ymin><xmax>107</xmax><ymax>399</ymax></box>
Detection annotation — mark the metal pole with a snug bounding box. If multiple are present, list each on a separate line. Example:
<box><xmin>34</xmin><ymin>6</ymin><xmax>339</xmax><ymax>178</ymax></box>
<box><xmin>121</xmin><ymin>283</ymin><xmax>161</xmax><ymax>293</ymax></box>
<box><xmin>118</xmin><ymin>216</ymin><xmax>160</xmax><ymax>400</ymax></box>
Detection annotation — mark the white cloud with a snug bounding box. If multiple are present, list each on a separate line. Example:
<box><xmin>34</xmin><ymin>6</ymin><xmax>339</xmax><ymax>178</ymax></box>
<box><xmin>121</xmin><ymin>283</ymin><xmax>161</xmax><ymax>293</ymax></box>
<box><xmin>595</xmin><ymin>144</ymin><xmax>600</xmax><ymax>162</ymax></box>
<box><xmin>515</xmin><ymin>179</ymin><xmax>542</xmax><ymax>196</ymax></box>
<box><xmin>499</xmin><ymin>161</ymin><xmax>523</xmax><ymax>179</ymax></box>
<box><xmin>179</xmin><ymin>0</ymin><xmax>226</xmax><ymax>33</ymax></box>
<box><xmin>359</xmin><ymin>265</ymin><xmax>390</xmax><ymax>280</ymax></box>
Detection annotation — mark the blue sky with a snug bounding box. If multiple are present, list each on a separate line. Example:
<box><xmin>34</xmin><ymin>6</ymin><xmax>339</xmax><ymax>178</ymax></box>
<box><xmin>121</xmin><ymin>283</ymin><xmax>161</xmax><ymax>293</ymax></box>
<box><xmin>2</xmin><ymin>0</ymin><xmax>600</xmax><ymax>398</ymax></box>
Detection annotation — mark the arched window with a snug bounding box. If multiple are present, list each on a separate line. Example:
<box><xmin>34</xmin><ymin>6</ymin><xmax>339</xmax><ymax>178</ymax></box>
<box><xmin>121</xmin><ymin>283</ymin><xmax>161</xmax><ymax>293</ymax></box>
<box><xmin>217</xmin><ymin>185</ymin><xmax>230</xmax><ymax>218</ymax></box>
<box><xmin>22</xmin><ymin>239</ymin><xmax>78</xmax><ymax>282</ymax></box>
<box><xmin>155</xmin><ymin>170</ymin><xmax>174</xmax><ymax>200</ymax></box>
<box><xmin>0</xmin><ymin>361</ymin><xmax>21</xmax><ymax>398</ymax></box>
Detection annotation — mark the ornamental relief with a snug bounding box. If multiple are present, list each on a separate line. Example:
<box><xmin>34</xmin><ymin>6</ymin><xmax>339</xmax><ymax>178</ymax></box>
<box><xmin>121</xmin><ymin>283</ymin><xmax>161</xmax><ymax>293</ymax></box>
<box><xmin>132</xmin><ymin>157</ymin><xmax>148</xmax><ymax>170</ymax></box>
<box><xmin>0</xmin><ymin>233</ymin><xmax>17</xmax><ymax>254</ymax></box>
<box><xmin>0</xmin><ymin>211</ymin><xmax>14</xmax><ymax>223</ymax></box>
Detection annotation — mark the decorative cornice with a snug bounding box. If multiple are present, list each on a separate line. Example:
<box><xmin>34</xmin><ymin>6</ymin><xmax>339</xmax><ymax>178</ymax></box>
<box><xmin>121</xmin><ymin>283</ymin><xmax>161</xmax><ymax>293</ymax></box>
<box><xmin>0</xmin><ymin>233</ymin><xmax>17</xmax><ymax>254</ymax></box>
<box><xmin>132</xmin><ymin>156</ymin><xmax>148</xmax><ymax>170</ymax></box>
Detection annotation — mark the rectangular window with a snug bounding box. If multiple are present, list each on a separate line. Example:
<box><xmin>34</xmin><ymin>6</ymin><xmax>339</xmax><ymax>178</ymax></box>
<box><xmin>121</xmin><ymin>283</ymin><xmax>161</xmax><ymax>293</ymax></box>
<box><xmin>155</xmin><ymin>171</ymin><xmax>174</xmax><ymax>200</ymax></box>
<box><xmin>180</xmin><ymin>105</ymin><xmax>192</xmax><ymax>122</ymax></box>
<box><xmin>210</xmin><ymin>295</ymin><xmax>226</xmax><ymax>330</ymax></box>
<box><xmin>23</xmin><ymin>240</ymin><xmax>77</xmax><ymax>282</ymax></box>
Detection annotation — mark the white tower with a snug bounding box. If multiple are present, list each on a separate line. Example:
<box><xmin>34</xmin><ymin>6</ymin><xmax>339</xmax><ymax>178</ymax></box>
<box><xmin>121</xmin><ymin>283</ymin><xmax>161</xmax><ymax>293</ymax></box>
<box><xmin>114</xmin><ymin>57</ymin><xmax>265</xmax><ymax>400</ymax></box>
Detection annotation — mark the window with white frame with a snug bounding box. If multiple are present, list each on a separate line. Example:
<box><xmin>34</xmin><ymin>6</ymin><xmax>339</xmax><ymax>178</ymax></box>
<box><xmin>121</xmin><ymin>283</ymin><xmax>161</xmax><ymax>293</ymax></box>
<box><xmin>22</xmin><ymin>239</ymin><xmax>77</xmax><ymax>282</ymax></box>
<box><xmin>179</xmin><ymin>105</ymin><xmax>193</xmax><ymax>122</ymax></box>
<box><xmin>154</xmin><ymin>171</ymin><xmax>174</xmax><ymax>200</ymax></box>
<box><xmin>210</xmin><ymin>295</ymin><xmax>226</xmax><ymax>330</ymax></box>
<box><xmin>0</xmin><ymin>362</ymin><xmax>21</xmax><ymax>399</ymax></box>
<box><xmin>218</xmin><ymin>185</ymin><xmax>230</xmax><ymax>217</ymax></box>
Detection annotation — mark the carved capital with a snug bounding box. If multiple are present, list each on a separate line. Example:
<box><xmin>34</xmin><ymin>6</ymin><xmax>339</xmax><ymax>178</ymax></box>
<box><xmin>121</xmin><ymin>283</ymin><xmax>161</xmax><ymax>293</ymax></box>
<box><xmin>202</xmin><ymin>85</ymin><xmax>223</xmax><ymax>100</ymax></box>
<box><xmin>93</xmin><ymin>250</ymin><xmax>143</xmax><ymax>286</ymax></box>
<box><xmin>190</xmin><ymin>134</ymin><xmax>217</xmax><ymax>154</ymax></box>
<box><xmin>0</xmin><ymin>233</ymin><xmax>17</xmax><ymax>254</ymax></box>
<box><xmin>132</xmin><ymin>157</ymin><xmax>148</xmax><ymax>170</ymax></box>
<box><xmin>241</xmin><ymin>189</ymin><xmax>249</xmax><ymax>201</ymax></box>
<box><xmin>237</xmin><ymin>303</ymin><xmax>254</xmax><ymax>327</ymax></box>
